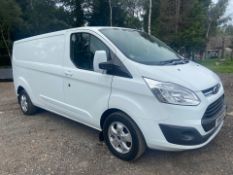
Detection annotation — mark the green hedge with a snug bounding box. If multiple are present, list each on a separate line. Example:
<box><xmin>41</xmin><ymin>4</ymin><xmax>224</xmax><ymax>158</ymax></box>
<box><xmin>197</xmin><ymin>59</ymin><xmax>233</xmax><ymax>73</ymax></box>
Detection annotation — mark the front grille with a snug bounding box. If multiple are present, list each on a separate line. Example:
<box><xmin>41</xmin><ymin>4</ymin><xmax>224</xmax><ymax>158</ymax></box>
<box><xmin>202</xmin><ymin>95</ymin><xmax>225</xmax><ymax>132</ymax></box>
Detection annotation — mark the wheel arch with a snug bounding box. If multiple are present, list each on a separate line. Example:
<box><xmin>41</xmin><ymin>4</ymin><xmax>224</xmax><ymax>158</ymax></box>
<box><xmin>100</xmin><ymin>108</ymin><xmax>123</xmax><ymax>129</ymax></box>
<box><xmin>17</xmin><ymin>86</ymin><xmax>24</xmax><ymax>95</ymax></box>
<box><xmin>100</xmin><ymin>108</ymin><xmax>146</xmax><ymax>143</ymax></box>
<box><xmin>15</xmin><ymin>77</ymin><xmax>34</xmax><ymax>102</ymax></box>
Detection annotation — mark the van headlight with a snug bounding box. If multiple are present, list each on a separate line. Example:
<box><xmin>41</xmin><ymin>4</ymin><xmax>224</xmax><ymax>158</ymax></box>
<box><xmin>144</xmin><ymin>78</ymin><xmax>200</xmax><ymax>106</ymax></box>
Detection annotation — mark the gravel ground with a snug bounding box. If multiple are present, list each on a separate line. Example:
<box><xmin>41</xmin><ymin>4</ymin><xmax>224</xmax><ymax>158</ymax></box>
<box><xmin>0</xmin><ymin>74</ymin><xmax>233</xmax><ymax>175</ymax></box>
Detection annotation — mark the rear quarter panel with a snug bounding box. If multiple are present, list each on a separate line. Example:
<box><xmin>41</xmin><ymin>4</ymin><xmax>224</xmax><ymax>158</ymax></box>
<box><xmin>12</xmin><ymin>34</ymin><xmax>65</xmax><ymax>106</ymax></box>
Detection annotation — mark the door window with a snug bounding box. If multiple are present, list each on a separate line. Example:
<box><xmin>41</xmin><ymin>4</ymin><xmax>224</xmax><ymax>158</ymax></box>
<box><xmin>70</xmin><ymin>33</ymin><xmax>110</xmax><ymax>71</ymax></box>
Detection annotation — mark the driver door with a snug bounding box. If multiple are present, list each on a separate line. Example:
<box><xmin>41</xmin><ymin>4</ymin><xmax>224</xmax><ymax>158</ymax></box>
<box><xmin>62</xmin><ymin>31</ymin><xmax>113</xmax><ymax>128</ymax></box>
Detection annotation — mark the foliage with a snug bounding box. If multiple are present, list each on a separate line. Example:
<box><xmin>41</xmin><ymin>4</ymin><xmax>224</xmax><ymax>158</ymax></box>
<box><xmin>87</xmin><ymin>0</ymin><xmax>110</xmax><ymax>26</ymax></box>
<box><xmin>53</xmin><ymin>0</ymin><xmax>85</xmax><ymax>28</ymax></box>
<box><xmin>207</xmin><ymin>0</ymin><xmax>230</xmax><ymax>37</ymax></box>
<box><xmin>0</xmin><ymin>0</ymin><xmax>231</xmax><ymax>66</ymax></box>
<box><xmin>0</xmin><ymin>0</ymin><xmax>21</xmax><ymax>28</ymax></box>
<box><xmin>151</xmin><ymin>0</ymin><xmax>211</xmax><ymax>56</ymax></box>
<box><xmin>175</xmin><ymin>0</ymin><xmax>208</xmax><ymax>53</ymax></box>
<box><xmin>0</xmin><ymin>0</ymin><xmax>22</xmax><ymax>57</ymax></box>
<box><xmin>143</xmin><ymin>0</ymin><xmax>160</xmax><ymax>34</ymax></box>
<box><xmin>86</xmin><ymin>0</ymin><xmax>142</xmax><ymax>28</ymax></box>
<box><xmin>14</xmin><ymin>0</ymin><xmax>70</xmax><ymax>39</ymax></box>
<box><xmin>225</xmin><ymin>24</ymin><xmax>233</xmax><ymax>35</ymax></box>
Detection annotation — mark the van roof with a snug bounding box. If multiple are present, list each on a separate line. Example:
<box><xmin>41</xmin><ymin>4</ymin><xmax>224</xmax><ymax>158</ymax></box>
<box><xmin>14</xmin><ymin>27</ymin><xmax>133</xmax><ymax>44</ymax></box>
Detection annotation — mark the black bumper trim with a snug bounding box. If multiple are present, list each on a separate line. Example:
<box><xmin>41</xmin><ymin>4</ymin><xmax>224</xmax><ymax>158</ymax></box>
<box><xmin>201</xmin><ymin>95</ymin><xmax>225</xmax><ymax>132</ymax></box>
<box><xmin>159</xmin><ymin>124</ymin><xmax>218</xmax><ymax>146</ymax></box>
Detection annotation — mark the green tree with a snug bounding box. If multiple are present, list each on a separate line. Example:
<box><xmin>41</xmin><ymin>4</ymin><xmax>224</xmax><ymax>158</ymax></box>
<box><xmin>0</xmin><ymin>0</ymin><xmax>22</xmax><ymax>57</ymax></box>
<box><xmin>88</xmin><ymin>0</ymin><xmax>110</xmax><ymax>26</ymax></box>
<box><xmin>86</xmin><ymin>0</ymin><xmax>142</xmax><ymax>28</ymax></box>
<box><xmin>143</xmin><ymin>0</ymin><xmax>160</xmax><ymax>34</ymax></box>
<box><xmin>203</xmin><ymin>0</ymin><xmax>230</xmax><ymax>58</ymax></box>
<box><xmin>58</xmin><ymin>0</ymin><xmax>85</xmax><ymax>27</ymax></box>
<box><xmin>225</xmin><ymin>24</ymin><xmax>233</xmax><ymax>35</ymax></box>
<box><xmin>206</xmin><ymin>0</ymin><xmax>230</xmax><ymax>39</ymax></box>
<box><xmin>175</xmin><ymin>0</ymin><xmax>209</xmax><ymax>57</ymax></box>
<box><xmin>121</xmin><ymin>0</ymin><xmax>144</xmax><ymax>29</ymax></box>
<box><xmin>14</xmin><ymin>0</ymin><xmax>70</xmax><ymax>39</ymax></box>
<box><xmin>150</xmin><ymin>0</ymin><xmax>211</xmax><ymax>57</ymax></box>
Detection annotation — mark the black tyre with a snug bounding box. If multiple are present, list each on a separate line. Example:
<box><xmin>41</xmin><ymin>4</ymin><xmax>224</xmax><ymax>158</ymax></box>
<box><xmin>103</xmin><ymin>112</ymin><xmax>146</xmax><ymax>161</ymax></box>
<box><xmin>18</xmin><ymin>90</ymin><xmax>38</xmax><ymax>115</ymax></box>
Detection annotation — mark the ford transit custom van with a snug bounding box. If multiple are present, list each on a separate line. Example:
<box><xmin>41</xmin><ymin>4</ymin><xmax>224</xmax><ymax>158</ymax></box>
<box><xmin>13</xmin><ymin>27</ymin><xmax>226</xmax><ymax>160</ymax></box>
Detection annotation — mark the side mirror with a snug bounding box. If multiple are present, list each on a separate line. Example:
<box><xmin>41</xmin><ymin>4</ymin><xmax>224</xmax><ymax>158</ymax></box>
<box><xmin>93</xmin><ymin>50</ymin><xmax>108</xmax><ymax>73</ymax></box>
<box><xmin>99</xmin><ymin>62</ymin><xmax>132</xmax><ymax>78</ymax></box>
<box><xmin>99</xmin><ymin>62</ymin><xmax>119</xmax><ymax>71</ymax></box>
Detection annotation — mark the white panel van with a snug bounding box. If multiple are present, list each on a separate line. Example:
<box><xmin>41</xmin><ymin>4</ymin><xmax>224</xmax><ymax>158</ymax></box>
<box><xmin>13</xmin><ymin>27</ymin><xmax>226</xmax><ymax>160</ymax></box>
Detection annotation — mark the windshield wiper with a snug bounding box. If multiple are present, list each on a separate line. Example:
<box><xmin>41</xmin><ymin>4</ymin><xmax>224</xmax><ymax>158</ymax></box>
<box><xmin>158</xmin><ymin>59</ymin><xmax>189</xmax><ymax>65</ymax></box>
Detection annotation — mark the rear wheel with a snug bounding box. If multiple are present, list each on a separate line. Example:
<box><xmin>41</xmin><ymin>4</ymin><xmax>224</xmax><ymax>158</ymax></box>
<box><xmin>18</xmin><ymin>90</ymin><xmax>38</xmax><ymax>115</ymax></box>
<box><xmin>103</xmin><ymin>112</ymin><xmax>146</xmax><ymax>161</ymax></box>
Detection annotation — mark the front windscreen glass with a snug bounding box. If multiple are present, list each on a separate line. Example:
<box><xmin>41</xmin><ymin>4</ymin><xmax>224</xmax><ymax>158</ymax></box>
<box><xmin>100</xmin><ymin>28</ymin><xmax>185</xmax><ymax>65</ymax></box>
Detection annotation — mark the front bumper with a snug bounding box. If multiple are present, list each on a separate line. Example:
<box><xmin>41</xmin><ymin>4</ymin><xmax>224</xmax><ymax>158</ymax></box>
<box><xmin>142</xmin><ymin>91</ymin><xmax>225</xmax><ymax>151</ymax></box>
<box><xmin>146</xmin><ymin>121</ymin><xmax>224</xmax><ymax>151</ymax></box>
<box><xmin>159</xmin><ymin>97</ymin><xmax>226</xmax><ymax>146</ymax></box>
<box><xmin>159</xmin><ymin>122</ymin><xmax>222</xmax><ymax>146</ymax></box>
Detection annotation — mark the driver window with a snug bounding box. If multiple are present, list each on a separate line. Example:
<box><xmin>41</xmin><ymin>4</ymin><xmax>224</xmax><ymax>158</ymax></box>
<box><xmin>70</xmin><ymin>33</ymin><xmax>110</xmax><ymax>71</ymax></box>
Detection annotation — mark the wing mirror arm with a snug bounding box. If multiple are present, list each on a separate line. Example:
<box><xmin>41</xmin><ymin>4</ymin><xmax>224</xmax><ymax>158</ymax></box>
<box><xmin>99</xmin><ymin>62</ymin><xmax>118</xmax><ymax>71</ymax></box>
<box><xmin>93</xmin><ymin>50</ymin><xmax>130</xmax><ymax>77</ymax></box>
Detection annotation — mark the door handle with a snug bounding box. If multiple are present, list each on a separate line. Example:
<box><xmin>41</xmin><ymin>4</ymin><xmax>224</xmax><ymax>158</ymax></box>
<box><xmin>64</xmin><ymin>70</ymin><xmax>73</xmax><ymax>77</ymax></box>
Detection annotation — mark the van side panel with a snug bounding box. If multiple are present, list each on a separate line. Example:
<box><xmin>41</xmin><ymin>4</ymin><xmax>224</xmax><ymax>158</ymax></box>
<box><xmin>13</xmin><ymin>34</ymin><xmax>65</xmax><ymax>108</ymax></box>
<box><xmin>14</xmin><ymin>35</ymin><xmax>64</xmax><ymax>64</ymax></box>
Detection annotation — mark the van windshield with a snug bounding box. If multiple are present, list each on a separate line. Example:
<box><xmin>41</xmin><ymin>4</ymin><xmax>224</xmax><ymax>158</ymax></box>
<box><xmin>100</xmin><ymin>28</ymin><xmax>186</xmax><ymax>65</ymax></box>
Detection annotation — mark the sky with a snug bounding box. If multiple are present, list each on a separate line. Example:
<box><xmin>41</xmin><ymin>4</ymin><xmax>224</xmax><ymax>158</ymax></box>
<box><xmin>213</xmin><ymin>0</ymin><xmax>233</xmax><ymax>23</ymax></box>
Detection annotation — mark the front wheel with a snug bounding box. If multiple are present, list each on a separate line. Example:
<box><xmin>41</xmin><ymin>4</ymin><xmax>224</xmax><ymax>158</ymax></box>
<box><xmin>18</xmin><ymin>90</ymin><xmax>38</xmax><ymax>115</ymax></box>
<box><xmin>103</xmin><ymin>112</ymin><xmax>146</xmax><ymax>161</ymax></box>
